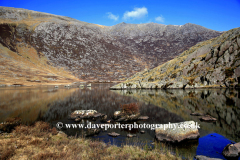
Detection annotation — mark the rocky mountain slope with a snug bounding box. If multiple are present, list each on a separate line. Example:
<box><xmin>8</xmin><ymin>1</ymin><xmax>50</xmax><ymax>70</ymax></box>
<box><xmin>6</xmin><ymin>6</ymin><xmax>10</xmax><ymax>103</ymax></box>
<box><xmin>110</xmin><ymin>27</ymin><xmax>240</xmax><ymax>89</ymax></box>
<box><xmin>0</xmin><ymin>7</ymin><xmax>222</xmax><ymax>84</ymax></box>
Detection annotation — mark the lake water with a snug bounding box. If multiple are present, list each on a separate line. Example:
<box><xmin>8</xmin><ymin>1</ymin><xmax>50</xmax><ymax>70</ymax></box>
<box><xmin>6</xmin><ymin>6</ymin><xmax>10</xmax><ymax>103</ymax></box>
<box><xmin>0</xmin><ymin>83</ymin><xmax>240</xmax><ymax>159</ymax></box>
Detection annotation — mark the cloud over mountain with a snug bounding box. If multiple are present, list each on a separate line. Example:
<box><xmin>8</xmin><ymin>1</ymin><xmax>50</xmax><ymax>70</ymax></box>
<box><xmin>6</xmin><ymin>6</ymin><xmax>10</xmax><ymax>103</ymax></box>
<box><xmin>123</xmin><ymin>7</ymin><xmax>148</xmax><ymax>20</ymax></box>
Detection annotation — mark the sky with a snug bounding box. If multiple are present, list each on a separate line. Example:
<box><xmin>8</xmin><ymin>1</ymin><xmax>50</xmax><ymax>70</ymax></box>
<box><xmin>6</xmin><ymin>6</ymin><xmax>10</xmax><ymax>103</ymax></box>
<box><xmin>0</xmin><ymin>0</ymin><xmax>240</xmax><ymax>31</ymax></box>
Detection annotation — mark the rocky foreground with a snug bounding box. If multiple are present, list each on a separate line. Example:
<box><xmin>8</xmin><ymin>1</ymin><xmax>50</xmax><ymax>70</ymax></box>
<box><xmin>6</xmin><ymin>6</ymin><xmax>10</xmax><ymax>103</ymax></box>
<box><xmin>110</xmin><ymin>27</ymin><xmax>240</xmax><ymax>89</ymax></box>
<box><xmin>0</xmin><ymin>121</ymin><xmax>180</xmax><ymax>160</ymax></box>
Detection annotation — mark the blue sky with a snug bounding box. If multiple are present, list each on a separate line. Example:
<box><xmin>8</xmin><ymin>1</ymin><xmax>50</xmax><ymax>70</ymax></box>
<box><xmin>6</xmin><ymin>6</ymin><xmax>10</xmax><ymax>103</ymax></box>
<box><xmin>0</xmin><ymin>0</ymin><xmax>240</xmax><ymax>31</ymax></box>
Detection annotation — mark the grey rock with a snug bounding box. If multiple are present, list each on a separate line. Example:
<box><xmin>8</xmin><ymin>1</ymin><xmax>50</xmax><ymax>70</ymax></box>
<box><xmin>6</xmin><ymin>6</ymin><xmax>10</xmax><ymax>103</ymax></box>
<box><xmin>222</xmin><ymin>144</ymin><xmax>239</xmax><ymax>158</ymax></box>
<box><xmin>199</xmin><ymin>115</ymin><xmax>217</xmax><ymax>122</ymax></box>
<box><xmin>108</xmin><ymin>132</ymin><xmax>120</xmax><ymax>137</ymax></box>
<box><xmin>127</xmin><ymin>134</ymin><xmax>137</xmax><ymax>138</ymax></box>
<box><xmin>155</xmin><ymin>121</ymin><xmax>200</xmax><ymax>143</ymax></box>
<box><xmin>194</xmin><ymin>155</ymin><xmax>223</xmax><ymax>160</ymax></box>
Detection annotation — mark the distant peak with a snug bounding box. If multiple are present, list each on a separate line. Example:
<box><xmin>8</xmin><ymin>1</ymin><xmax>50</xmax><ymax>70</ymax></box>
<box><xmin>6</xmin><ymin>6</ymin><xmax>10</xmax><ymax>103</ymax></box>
<box><xmin>117</xmin><ymin>22</ymin><xmax>127</xmax><ymax>26</ymax></box>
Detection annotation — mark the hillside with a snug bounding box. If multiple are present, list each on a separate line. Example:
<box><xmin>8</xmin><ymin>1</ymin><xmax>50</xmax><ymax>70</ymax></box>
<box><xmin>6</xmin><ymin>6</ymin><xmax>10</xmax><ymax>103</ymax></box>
<box><xmin>0</xmin><ymin>7</ymin><xmax>222</xmax><ymax>84</ymax></box>
<box><xmin>110</xmin><ymin>27</ymin><xmax>240</xmax><ymax>89</ymax></box>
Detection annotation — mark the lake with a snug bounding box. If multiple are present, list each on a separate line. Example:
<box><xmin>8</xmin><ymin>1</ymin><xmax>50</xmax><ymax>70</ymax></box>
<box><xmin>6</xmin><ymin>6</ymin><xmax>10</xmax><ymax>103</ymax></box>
<box><xmin>0</xmin><ymin>83</ymin><xmax>240</xmax><ymax>159</ymax></box>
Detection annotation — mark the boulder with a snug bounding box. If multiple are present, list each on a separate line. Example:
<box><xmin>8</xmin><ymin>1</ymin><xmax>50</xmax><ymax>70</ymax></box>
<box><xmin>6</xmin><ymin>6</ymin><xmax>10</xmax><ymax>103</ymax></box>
<box><xmin>138</xmin><ymin>116</ymin><xmax>149</xmax><ymax>120</ymax></box>
<box><xmin>113</xmin><ymin>111</ymin><xmax>121</xmax><ymax>119</ymax></box>
<box><xmin>199</xmin><ymin>115</ymin><xmax>217</xmax><ymax>122</ymax></box>
<box><xmin>70</xmin><ymin>110</ymin><xmax>98</xmax><ymax>119</ymax></box>
<box><xmin>194</xmin><ymin>155</ymin><xmax>223</xmax><ymax>160</ymax></box>
<box><xmin>155</xmin><ymin>121</ymin><xmax>200</xmax><ymax>143</ymax></box>
<box><xmin>222</xmin><ymin>144</ymin><xmax>239</xmax><ymax>158</ymax></box>
<box><xmin>113</xmin><ymin>110</ymin><xmax>141</xmax><ymax>122</ymax></box>
<box><xmin>127</xmin><ymin>134</ymin><xmax>137</xmax><ymax>138</ymax></box>
<box><xmin>190</xmin><ymin>112</ymin><xmax>204</xmax><ymax>116</ymax></box>
<box><xmin>108</xmin><ymin>132</ymin><xmax>120</xmax><ymax>137</ymax></box>
<box><xmin>140</xmin><ymin>130</ymin><xmax>145</xmax><ymax>134</ymax></box>
<box><xmin>234</xmin><ymin>142</ymin><xmax>240</xmax><ymax>153</ymax></box>
<box><xmin>93</xmin><ymin>113</ymin><xmax>102</xmax><ymax>118</ymax></box>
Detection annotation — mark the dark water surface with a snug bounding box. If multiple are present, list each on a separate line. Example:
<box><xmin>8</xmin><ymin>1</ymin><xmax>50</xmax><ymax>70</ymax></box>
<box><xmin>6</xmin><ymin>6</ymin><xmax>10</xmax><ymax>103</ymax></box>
<box><xmin>0</xmin><ymin>84</ymin><xmax>240</xmax><ymax>159</ymax></box>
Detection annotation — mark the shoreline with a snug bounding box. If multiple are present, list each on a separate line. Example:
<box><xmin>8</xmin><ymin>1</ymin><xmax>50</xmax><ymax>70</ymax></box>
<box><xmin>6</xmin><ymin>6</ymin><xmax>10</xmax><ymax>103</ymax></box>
<box><xmin>0</xmin><ymin>121</ymin><xmax>181</xmax><ymax>160</ymax></box>
<box><xmin>0</xmin><ymin>81</ymin><xmax>123</xmax><ymax>87</ymax></box>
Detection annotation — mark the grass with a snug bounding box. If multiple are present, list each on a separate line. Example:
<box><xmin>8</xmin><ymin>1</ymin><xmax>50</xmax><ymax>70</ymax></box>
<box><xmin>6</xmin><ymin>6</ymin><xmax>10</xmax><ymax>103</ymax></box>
<box><xmin>0</xmin><ymin>121</ymin><xmax>182</xmax><ymax>160</ymax></box>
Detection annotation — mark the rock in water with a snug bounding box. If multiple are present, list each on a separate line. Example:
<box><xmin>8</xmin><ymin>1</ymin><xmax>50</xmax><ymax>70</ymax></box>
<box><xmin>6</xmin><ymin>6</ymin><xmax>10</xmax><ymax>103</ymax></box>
<box><xmin>127</xmin><ymin>134</ymin><xmax>136</xmax><ymax>138</ymax></box>
<box><xmin>199</xmin><ymin>115</ymin><xmax>217</xmax><ymax>122</ymax></box>
<box><xmin>70</xmin><ymin>110</ymin><xmax>98</xmax><ymax>119</ymax></box>
<box><xmin>138</xmin><ymin>116</ymin><xmax>149</xmax><ymax>120</ymax></box>
<box><xmin>194</xmin><ymin>155</ymin><xmax>223</xmax><ymax>160</ymax></box>
<box><xmin>234</xmin><ymin>142</ymin><xmax>240</xmax><ymax>153</ymax></box>
<box><xmin>155</xmin><ymin>121</ymin><xmax>200</xmax><ymax>143</ymax></box>
<box><xmin>222</xmin><ymin>144</ymin><xmax>239</xmax><ymax>158</ymax></box>
<box><xmin>190</xmin><ymin>112</ymin><xmax>204</xmax><ymax>116</ymax></box>
<box><xmin>140</xmin><ymin>130</ymin><xmax>145</xmax><ymax>134</ymax></box>
<box><xmin>108</xmin><ymin>132</ymin><xmax>120</xmax><ymax>137</ymax></box>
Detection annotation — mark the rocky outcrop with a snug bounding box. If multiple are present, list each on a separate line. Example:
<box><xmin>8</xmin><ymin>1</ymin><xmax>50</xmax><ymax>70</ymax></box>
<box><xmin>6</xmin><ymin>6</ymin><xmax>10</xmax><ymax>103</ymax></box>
<box><xmin>0</xmin><ymin>7</ymin><xmax>222</xmax><ymax>82</ymax></box>
<box><xmin>155</xmin><ymin>121</ymin><xmax>200</xmax><ymax>143</ymax></box>
<box><xmin>110</xmin><ymin>27</ymin><xmax>240</xmax><ymax>89</ymax></box>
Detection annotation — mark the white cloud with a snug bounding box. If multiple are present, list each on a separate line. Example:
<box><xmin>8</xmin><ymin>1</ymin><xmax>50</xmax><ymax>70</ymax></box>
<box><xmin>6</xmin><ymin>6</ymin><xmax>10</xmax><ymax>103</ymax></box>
<box><xmin>155</xmin><ymin>15</ymin><xmax>164</xmax><ymax>23</ymax></box>
<box><xmin>123</xmin><ymin>7</ymin><xmax>148</xmax><ymax>20</ymax></box>
<box><xmin>107</xmin><ymin>12</ymin><xmax>119</xmax><ymax>21</ymax></box>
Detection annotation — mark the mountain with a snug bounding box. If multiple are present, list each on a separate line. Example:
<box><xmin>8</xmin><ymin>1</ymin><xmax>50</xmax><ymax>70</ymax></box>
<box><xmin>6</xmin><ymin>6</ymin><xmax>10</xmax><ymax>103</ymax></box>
<box><xmin>0</xmin><ymin>7</ymin><xmax>222</xmax><ymax>85</ymax></box>
<box><xmin>110</xmin><ymin>27</ymin><xmax>240</xmax><ymax>89</ymax></box>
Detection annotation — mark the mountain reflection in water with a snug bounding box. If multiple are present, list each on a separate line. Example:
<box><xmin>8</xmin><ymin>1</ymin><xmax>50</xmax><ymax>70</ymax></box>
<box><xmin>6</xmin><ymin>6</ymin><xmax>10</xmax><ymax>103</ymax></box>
<box><xmin>0</xmin><ymin>84</ymin><xmax>240</xmax><ymax>158</ymax></box>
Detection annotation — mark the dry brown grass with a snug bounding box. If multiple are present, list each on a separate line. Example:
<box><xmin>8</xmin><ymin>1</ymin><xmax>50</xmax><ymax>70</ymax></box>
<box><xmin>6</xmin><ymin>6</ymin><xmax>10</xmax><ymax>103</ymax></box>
<box><xmin>0</xmin><ymin>121</ymin><xmax>181</xmax><ymax>160</ymax></box>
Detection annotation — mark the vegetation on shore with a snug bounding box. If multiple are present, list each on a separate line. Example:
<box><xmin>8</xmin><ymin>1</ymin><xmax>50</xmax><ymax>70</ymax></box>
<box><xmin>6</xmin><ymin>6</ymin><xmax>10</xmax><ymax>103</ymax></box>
<box><xmin>0</xmin><ymin>121</ymin><xmax>182</xmax><ymax>160</ymax></box>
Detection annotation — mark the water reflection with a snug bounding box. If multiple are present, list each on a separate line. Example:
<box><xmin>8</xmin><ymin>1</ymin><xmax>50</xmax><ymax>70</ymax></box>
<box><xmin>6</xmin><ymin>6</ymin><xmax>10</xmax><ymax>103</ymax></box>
<box><xmin>1</xmin><ymin>85</ymin><xmax>240</xmax><ymax>158</ymax></box>
<box><xmin>112</xmin><ymin>89</ymin><xmax>240</xmax><ymax>142</ymax></box>
<box><xmin>0</xmin><ymin>86</ymin><xmax>78</xmax><ymax>124</ymax></box>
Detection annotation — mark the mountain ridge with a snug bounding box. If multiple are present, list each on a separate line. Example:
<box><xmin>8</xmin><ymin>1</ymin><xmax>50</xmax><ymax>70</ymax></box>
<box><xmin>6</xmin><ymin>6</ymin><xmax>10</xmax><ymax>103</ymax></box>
<box><xmin>110</xmin><ymin>27</ymin><xmax>240</xmax><ymax>89</ymax></box>
<box><xmin>0</xmin><ymin>7</ymin><xmax>223</xmax><ymax>85</ymax></box>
